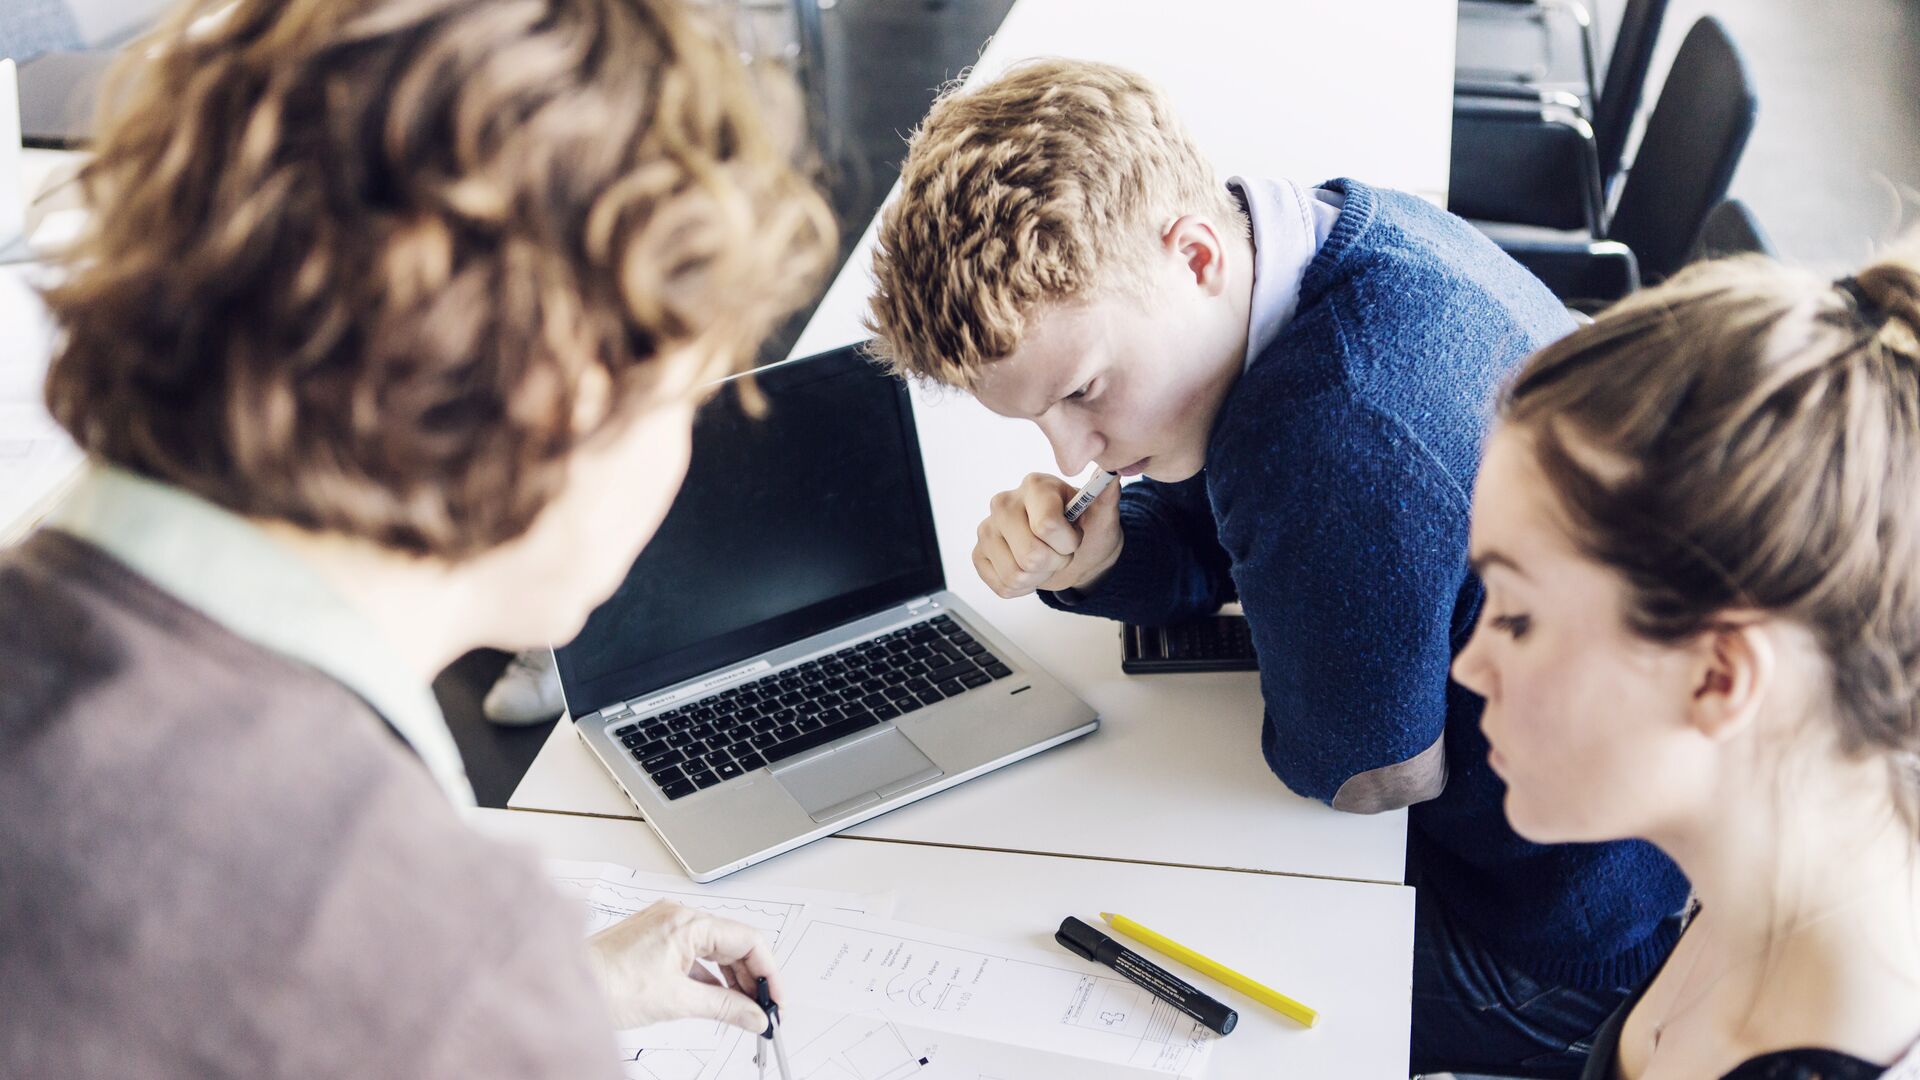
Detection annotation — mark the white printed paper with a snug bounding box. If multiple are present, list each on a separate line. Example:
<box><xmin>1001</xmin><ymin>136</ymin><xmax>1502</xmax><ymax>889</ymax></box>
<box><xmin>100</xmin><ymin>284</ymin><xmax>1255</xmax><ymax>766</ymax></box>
<box><xmin>546</xmin><ymin>860</ymin><xmax>890</xmax><ymax>1075</ymax></box>
<box><xmin>697</xmin><ymin>1005</ymin><xmax>1174</xmax><ymax>1080</ymax></box>
<box><xmin>768</xmin><ymin>913</ymin><xmax>1217</xmax><ymax>1077</ymax></box>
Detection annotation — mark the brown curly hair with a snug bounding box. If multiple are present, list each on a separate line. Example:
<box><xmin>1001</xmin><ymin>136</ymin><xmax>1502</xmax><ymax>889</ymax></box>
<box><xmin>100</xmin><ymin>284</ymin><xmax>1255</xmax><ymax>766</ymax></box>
<box><xmin>862</xmin><ymin>58</ymin><xmax>1245</xmax><ymax>389</ymax></box>
<box><xmin>42</xmin><ymin>0</ymin><xmax>835</xmax><ymax>559</ymax></box>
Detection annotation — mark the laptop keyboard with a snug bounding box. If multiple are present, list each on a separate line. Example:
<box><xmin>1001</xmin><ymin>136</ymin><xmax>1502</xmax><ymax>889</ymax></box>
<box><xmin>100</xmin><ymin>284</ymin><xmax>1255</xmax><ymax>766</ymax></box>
<box><xmin>604</xmin><ymin>614</ymin><xmax>1013</xmax><ymax>801</ymax></box>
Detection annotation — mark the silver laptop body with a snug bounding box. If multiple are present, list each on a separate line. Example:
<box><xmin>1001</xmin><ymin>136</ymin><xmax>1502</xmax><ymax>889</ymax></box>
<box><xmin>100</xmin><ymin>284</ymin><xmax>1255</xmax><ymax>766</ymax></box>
<box><xmin>556</xmin><ymin>345</ymin><xmax>1098</xmax><ymax>882</ymax></box>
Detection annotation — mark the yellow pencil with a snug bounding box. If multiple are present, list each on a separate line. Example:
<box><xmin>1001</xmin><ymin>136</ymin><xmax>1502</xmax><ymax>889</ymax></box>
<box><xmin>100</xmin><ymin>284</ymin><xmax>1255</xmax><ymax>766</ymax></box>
<box><xmin>1100</xmin><ymin>912</ymin><xmax>1319</xmax><ymax>1028</ymax></box>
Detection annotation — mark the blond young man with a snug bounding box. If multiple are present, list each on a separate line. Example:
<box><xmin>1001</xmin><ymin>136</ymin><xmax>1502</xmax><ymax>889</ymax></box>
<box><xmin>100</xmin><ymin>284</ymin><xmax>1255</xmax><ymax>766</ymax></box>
<box><xmin>864</xmin><ymin>60</ymin><xmax>1687</xmax><ymax>1077</ymax></box>
<box><xmin>0</xmin><ymin>0</ymin><xmax>832</xmax><ymax>1075</ymax></box>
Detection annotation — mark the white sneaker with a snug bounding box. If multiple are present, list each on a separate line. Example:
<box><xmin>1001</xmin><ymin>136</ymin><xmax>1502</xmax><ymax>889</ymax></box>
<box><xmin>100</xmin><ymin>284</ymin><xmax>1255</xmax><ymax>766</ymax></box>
<box><xmin>482</xmin><ymin>648</ymin><xmax>565</xmax><ymax>726</ymax></box>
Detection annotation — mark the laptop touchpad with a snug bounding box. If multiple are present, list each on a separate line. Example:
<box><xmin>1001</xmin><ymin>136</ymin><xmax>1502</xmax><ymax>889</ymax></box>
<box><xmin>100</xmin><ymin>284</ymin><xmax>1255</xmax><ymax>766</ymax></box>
<box><xmin>773</xmin><ymin>728</ymin><xmax>945</xmax><ymax>823</ymax></box>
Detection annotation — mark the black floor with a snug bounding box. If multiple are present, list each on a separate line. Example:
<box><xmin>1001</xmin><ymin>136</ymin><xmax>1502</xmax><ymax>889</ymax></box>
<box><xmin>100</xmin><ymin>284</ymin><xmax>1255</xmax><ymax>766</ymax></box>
<box><xmin>442</xmin><ymin>0</ymin><xmax>1920</xmax><ymax>810</ymax></box>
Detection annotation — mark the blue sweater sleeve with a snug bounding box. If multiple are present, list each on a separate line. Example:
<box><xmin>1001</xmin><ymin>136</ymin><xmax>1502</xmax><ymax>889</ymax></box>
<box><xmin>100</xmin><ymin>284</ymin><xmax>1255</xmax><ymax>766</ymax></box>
<box><xmin>1037</xmin><ymin>475</ymin><xmax>1236</xmax><ymax>625</ymax></box>
<box><xmin>1218</xmin><ymin>396</ymin><xmax>1475</xmax><ymax>807</ymax></box>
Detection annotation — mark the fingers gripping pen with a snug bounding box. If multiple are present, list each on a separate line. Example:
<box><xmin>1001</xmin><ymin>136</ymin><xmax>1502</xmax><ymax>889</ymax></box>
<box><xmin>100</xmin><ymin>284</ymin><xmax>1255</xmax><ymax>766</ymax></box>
<box><xmin>1063</xmin><ymin>471</ymin><xmax>1118</xmax><ymax>524</ymax></box>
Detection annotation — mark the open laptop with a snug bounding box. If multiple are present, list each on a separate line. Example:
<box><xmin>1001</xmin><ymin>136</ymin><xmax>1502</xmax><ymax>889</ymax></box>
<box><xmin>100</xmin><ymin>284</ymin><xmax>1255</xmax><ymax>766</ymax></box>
<box><xmin>555</xmin><ymin>344</ymin><xmax>1098</xmax><ymax>881</ymax></box>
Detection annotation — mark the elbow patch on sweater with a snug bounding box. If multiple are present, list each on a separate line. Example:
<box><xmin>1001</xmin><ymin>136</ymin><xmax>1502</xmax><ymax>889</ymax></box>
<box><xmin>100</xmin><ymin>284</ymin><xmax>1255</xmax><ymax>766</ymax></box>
<box><xmin>1330</xmin><ymin>731</ymin><xmax>1448</xmax><ymax>813</ymax></box>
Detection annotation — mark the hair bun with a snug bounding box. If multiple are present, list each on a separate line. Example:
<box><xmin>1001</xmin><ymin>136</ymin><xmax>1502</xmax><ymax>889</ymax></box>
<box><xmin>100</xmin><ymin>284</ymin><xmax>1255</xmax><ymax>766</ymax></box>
<box><xmin>1852</xmin><ymin>248</ymin><xmax>1920</xmax><ymax>358</ymax></box>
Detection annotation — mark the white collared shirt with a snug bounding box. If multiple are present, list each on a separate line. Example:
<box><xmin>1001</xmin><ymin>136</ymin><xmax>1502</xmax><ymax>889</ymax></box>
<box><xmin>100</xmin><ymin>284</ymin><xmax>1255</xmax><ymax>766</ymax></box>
<box><xmin>1229</xmin><ymin>176</ymin><xmax>1345</xmax><ymax>369</ymax></box>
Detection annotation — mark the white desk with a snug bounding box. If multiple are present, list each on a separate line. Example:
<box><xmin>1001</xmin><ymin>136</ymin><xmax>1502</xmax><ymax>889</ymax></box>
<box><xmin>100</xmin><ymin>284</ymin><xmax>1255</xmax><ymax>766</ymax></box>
<box><xmin>2</xmin><ymin>149</ymin><xmax>86</xmax><ymax>545</ymax></box>
<box><xmin>513</xmin><ymin>0</ymin><xmax>1458</xmax><ymax>884</ymax></box>
<box><xmin>472</xmin><ymin>807</ymin><xmax>1416</xmax><ymax>1080</ymax></box>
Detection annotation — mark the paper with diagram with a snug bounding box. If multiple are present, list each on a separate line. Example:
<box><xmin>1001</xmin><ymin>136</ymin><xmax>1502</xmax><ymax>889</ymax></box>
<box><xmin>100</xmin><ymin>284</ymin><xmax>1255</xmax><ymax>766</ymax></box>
<box><xmin>546</xmin><ymin>860</ymin><xmax>889</xmax><ymax>1076</ymax></box>
<box><xmin>763</xmin><ymin>912</ymin><xmax>1217</xmax><ymax>1077</ymax></box>
<box><xmin>697</xmin><ymin>1003</ymin><xmax>1178</xmax><ymax>1080</ymax></box>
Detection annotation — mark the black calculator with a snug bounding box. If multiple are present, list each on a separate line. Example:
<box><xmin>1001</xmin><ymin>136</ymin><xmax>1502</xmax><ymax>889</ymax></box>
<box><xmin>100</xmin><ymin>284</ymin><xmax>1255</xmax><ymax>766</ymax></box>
<box><xmin>1120</xmin><ymin>614</ymin><xmax>1259</xmax><ymax>673</ymax></box>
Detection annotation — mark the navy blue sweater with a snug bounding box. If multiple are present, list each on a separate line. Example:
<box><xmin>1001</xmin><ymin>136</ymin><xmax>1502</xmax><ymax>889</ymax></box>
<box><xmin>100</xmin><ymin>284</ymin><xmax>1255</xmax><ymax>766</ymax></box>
<box><xmin>1044</xmin><ymin>180</ymin><xmax>1688</xmax><ymax>990</ymax></box>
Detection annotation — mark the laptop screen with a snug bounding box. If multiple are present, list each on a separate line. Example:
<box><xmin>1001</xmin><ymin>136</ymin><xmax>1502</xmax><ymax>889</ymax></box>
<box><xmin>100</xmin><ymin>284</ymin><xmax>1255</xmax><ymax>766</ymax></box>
<box><xmin>554</xmin><ymin>345</ymin><xmax>944</xmax><ymax>716</ymax></box>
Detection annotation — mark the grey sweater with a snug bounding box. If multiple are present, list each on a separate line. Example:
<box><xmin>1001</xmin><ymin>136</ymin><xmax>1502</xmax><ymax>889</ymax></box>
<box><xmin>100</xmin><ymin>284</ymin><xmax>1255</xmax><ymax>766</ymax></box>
<box><xmin>0</xmin><ymin>530</ymin><xmax>620</xmax><ymax>1079</ymax></box>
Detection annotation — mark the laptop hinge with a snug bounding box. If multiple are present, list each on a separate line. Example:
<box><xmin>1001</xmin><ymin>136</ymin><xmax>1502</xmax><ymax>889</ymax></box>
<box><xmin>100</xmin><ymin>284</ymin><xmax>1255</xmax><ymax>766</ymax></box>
<box><xmin>904</xmin><ymin>595</ymin><xmax>936</xmax><ymax>611</ymax></box>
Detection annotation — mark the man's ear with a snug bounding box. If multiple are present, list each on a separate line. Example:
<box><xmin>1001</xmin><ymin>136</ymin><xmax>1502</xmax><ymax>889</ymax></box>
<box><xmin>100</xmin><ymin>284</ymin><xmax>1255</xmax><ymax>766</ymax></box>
<box><xmin>1687</xmin><ymin>620</ymin><xmax>1775</xmax><ymax>742</ymax></box>
<box><xmin>1160</xmin><ymin>214</ymin><xmax>1229</xmax><ymax>296</ymax></box>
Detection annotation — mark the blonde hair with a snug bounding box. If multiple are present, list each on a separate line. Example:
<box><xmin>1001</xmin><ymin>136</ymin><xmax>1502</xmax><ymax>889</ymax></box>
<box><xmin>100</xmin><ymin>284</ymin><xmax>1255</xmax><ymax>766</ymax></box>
<box><xmin>1503</xmin><ymin>243</ymin><xmax>1920</xmax><ymax>813</ymax></box>
<box><xmin>42</xmin><ymin>0</ymin><xmax>834</xmax><ymax>560</ymax></box>
<box><xmin>862</xmin><ymin>58</ymin><xmax>1245</xmax><ymax>388</ymax></box>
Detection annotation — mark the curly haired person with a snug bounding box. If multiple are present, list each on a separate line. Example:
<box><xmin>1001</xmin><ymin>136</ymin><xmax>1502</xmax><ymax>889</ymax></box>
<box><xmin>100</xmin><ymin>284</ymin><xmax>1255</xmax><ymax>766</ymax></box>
<box><xmin>0</xmin><ymin>0</ymin><xmax>833</xmax><ymax>1075</ymax></box>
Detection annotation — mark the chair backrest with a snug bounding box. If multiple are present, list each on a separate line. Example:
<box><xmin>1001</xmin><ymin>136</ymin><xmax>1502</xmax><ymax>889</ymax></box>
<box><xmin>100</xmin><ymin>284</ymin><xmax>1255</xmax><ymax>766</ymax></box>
<box><xmin>1591</xmin><ymin>0</ymin><xmax>1672</xmax><ymax>190</ymax></box>
<box><xmin>1606</xmin><ymin>16</ymin><xmax>1758</xmax><ymax>282</ymax></box>
<box><xmin>1690</xmin><ymin>198</ymin><xmax>1776</xmax><ymax>261</ymax></box>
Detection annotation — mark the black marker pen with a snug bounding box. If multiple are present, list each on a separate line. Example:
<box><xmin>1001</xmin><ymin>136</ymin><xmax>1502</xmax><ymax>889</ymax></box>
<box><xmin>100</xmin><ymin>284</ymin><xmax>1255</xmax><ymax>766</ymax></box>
<box><xmin>1055</xmin><ymin>915</ymin><xmax>1238</xmax><ymax>1035</ymax></box>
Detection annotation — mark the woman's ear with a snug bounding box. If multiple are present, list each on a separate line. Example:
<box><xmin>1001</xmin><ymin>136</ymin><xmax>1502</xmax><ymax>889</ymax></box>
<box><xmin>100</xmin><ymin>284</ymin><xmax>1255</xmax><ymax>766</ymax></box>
<box><xmin>1687</xmin><ymin>619</ymin><xmax>1776</xmax><ymax>742</ymax></box>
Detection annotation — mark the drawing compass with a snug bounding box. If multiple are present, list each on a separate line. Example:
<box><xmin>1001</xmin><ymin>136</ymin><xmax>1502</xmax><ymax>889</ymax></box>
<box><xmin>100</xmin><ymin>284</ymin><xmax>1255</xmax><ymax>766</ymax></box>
<box><xmin>753</xmin><ymin>977</ymin><xmax>795</xmax><ymax>1080</ymax></box>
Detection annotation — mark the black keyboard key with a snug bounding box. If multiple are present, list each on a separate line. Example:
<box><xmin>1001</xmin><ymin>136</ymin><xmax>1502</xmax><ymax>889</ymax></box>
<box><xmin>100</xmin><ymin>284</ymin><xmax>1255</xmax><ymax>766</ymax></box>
<box><xmin>950</xmin><ymin>632</ymin><xmax>976</xmax><ymax>645</ymax></box>
<box><xmin>749</xmin><ymin>730</ymin><xmax>781</xmax><ymax>749</ymax></box>
<box><xmin>661</xmin><ymin>779</ymin><xmax>697</xmax><ymax>800</ymax></box>
<box><xmin>751</xmin><ymin>716</ymin><xmax>780</xmax><ymax>734</ymax></box>
<box><xmin>664</xmin><ymin>731</ymin><xmax>691</xmax><ymax>747</ymax></box>
<box><xmin>649</xmin><ymin>763</ymin><xmax>686</xmax><ymax>786</ymax></box>
<box><xmin>896</xmin><ymin>696</ymin><xmax>924</xmax><ymax>714</ymax></box>
<box><xmin>682</xmin><ymin>739</ymin><xmax>711</xmax><ymax>757</ymax></box>
<box><xmin>860</xmin><ymin>692</ymin><xmax>889</xmax><ymax>710</ymax></box>
<box><xmin>872</xmin><ymin>703</ymin><xmax>901</xmax><ymax>721</ymax></box>
<box><xmin>931</xmin><ymin>614</ymin><xmax>954</xmax><ymax>627</ymax></box>
<box><xmin>688</xmin><ymin>768</ymin><xmax>721</xmax><ymax>789</ymax></box>
<box><xmin>641</xmin><ymin>747</ymin><xmax>685</xmax><ymax>772</ymax></box>
<box><xmin>985</xmin><ymin>662</ymin><xmax>1012</xmax><ymax>679</ymax></box>
<box><xmin>638</xmin><ymin>737</ymin><xmax>672</xmax><ymax>757</ymax></box>
<box><xmin>612</xmin><ymin>724</ymin><xmax>638</xmax><ymax>739</ymax></box>
<box><xmin>735</xmin><ymin>751</ymin><xmax>765</xmax><ymax>770</ymax></box>
<box><xmin>797</xmin><ymin>714</ymin><xmax>827</xmax><ymax>733</ymax></box>
<box><xmin>761</xmin><ymin>713</ymin><xmax>883</xmax><ymax>766</ymax></box>
<box><xmin>620</xmin><ymin>732</ymin><xmax>646</xmax><ymax>749</ymax></box>
<box><xmin>926</xmin><ymin>661</ymin><xmax>974</xmax><ymax>683</ymax></box>
<box><xmin>884</xmin><ymin>685</ymin><xmax>916</xmax><ymax>701</ymax></box>
<box><xmin>937</xmin><ymin>679</ymin><xmax>964</xmax><ymax>696</ymax></box>
<box><xmin>714</xmin><ymin>760</ymin><xmax>744</xmax><ymax>782</ymax></box>
<box><xmin>960</xmin><ymin>642</ymin><xmax>987</xmax><ymax>657</ymax></box>
<box><xmin>959</xmin><ymin>670</ymin><xmax>990</xmax><ymax>689</ymax></box>
<box><xmin>703</xmin><ymin>750</ymin><xmax>733</xmax><ymax>771</ymax></box>
<box><xmin>642</xmin><ymin>721</ymin><xmax>671</xmax><ymax>740</ymax></box>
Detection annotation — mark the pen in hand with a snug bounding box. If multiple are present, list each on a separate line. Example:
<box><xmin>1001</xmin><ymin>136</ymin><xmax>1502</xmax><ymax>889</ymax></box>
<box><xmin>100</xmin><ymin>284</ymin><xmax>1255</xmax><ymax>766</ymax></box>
<box><xmin>1062</xmin><ymin>471</ymin><xmax>1118</xmax><ymax>524</ymax></box>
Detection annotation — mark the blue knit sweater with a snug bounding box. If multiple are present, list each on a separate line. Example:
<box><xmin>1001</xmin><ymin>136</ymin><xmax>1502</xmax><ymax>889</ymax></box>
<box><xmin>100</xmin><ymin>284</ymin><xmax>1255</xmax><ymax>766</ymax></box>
<box><xmin>1044</xmin><ymin>180</ymin><xmax>1688</xmax><ymax>990</ymax></box>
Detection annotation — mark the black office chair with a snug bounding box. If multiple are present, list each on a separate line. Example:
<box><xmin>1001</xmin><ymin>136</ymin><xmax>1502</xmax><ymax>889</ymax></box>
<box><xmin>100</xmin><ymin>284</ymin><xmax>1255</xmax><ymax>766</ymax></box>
<box><xmin>1450</xmin><ymin>0</ymin><xmax>1672</xmax><ymax>232</ymax></box>
<box><xmin>1487</xmin><ymin>17</ymin><xmax>1759</xmax><ymax>308</ymax></box>
<box><xmin>1689</xmin><ymin>198</ymin><xmax>1776</xmax><ymax>262</ymax></box>
<box><xmin>1454</xmin><ymin>0</ymin><xmax>1600</xmax><ymax>104</ymax></box>
<box><xmin>1605</xmin><ymin>18</ymin><xmax>1759</xmax><ymax>283</ymax></box>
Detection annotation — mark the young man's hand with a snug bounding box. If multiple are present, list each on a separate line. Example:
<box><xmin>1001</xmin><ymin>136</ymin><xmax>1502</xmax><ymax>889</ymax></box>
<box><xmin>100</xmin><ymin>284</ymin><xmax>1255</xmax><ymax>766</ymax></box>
<box><xmin>972</xmin><ymin>473</ymin><xmax>1123</xmax><ymax>598</ymax></box>
<box><xmin>585</xmin><ymin>900</ymin><xmax>781</xmax><ymax>1033</ymax></box>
